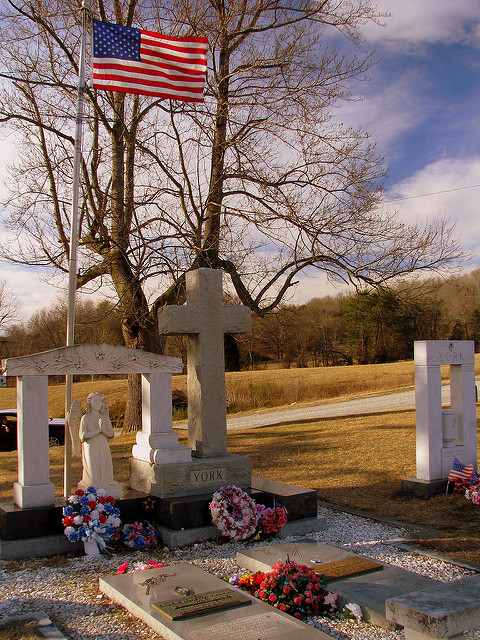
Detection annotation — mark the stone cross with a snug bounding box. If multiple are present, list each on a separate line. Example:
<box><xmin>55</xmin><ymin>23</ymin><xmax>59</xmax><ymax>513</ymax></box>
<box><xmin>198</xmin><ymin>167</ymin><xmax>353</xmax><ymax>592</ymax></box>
<box><xmin>158</xmin><ymin>268</ymin><xmax>252</xmax><ymax>458</ymax></box>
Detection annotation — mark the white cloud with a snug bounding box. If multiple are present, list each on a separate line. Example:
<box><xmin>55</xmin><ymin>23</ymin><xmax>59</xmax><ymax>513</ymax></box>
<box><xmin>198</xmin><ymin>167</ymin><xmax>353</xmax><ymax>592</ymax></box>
<box><xmin>385</xmin><ymin>156</ymin><xmax>480</xmax><ymax>254</ymax></box>
<box><xmin>291</xmin><ymin>272</ymin><xmax>354</xmax><ymax>304</ymax></box>
<box><xmin>363</xmin><ymin>0</ymin><xmax>480</xmax><ymax>49</ymax></box>
<box><xmin>0</xmin><ymin>263</ymin><xmax>63</xmax><ymax>320</ymax></box>
<box><xmin>338</xmin><ymin>68</ymin><xmax>427</xmax><ymax>153</ymax></box>
<box><xmin>292</xmin><ymin>158</ymin><xmax>480</xmax><ymax>303</ymax></box>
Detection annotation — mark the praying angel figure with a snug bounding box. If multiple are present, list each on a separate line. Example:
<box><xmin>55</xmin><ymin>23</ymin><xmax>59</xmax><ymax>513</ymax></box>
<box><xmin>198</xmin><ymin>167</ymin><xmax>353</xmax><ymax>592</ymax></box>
<box><xmin>73</xmin><ymin>392</ymin><xmax>121</xmax><ymax>499</ymax></box>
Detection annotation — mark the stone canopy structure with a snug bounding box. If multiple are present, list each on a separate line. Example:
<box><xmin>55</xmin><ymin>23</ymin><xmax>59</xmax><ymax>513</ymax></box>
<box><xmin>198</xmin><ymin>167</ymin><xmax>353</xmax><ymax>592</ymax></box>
<box><xmin>2</xmin><ymin>344</ymin><xmax>184</xmax><ymax>508</ymax></box>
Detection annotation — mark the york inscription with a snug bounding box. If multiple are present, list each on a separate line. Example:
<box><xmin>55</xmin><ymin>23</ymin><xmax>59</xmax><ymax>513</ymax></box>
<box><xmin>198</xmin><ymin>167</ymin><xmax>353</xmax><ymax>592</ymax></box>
<box><xmin>191</xmin><ymin>468</ymin><xmax>226</xmax><ymax>484</ymax></box>
<box><xmin>437</xmin><ymin>350</ymin><xmax>465</xmax><ymax>363</ymax></box>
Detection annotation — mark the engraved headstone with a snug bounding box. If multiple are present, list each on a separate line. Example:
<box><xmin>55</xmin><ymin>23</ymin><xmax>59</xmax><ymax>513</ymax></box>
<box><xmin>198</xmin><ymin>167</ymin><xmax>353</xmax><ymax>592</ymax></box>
<box><xmin>130</xmin><ymin>268</ymin><xmax>253</xmax><ymax>499</ymax></box>
<box><xmin>157</xmin><ymin>268</ymin><xmax>251</xmax><ymax>458</ymax></box>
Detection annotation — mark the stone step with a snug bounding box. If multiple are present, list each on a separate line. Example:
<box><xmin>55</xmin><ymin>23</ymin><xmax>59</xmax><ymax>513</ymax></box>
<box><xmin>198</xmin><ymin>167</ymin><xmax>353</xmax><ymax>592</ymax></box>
<box><xmin>386</xmin><ymin>574</ymin><xmax>480</xmax><ymax>639</ymax></box>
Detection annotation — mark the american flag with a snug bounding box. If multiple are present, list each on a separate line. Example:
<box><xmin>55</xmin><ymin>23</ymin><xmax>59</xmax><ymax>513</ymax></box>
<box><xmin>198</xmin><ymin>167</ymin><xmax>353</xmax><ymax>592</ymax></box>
<box><xmin>448</xmin><ymin>458</ymin><xmax>474</xmax><ymax>482</ymax></box>
<box><xmin>92</xmin><ymin>20</ymin><xmax>208</xmax><ymax>102</ymax></box>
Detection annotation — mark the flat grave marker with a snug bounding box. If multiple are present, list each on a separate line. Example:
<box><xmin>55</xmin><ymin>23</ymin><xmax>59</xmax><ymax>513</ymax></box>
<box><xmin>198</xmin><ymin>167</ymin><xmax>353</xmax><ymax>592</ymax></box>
<box><xmin>237</xmin><ymin>541</ymin><xmax>437</xmax><ymax>628</ymax></box>
<box><xmin>152</xmin><ymin>588</ymin><xmax>251</xmax><ymax>620</ymax></box>
<box><xmin>311</xmin><ymin>557</ymin><xmax>383</xmax><ymax>581</ymax></box>
<box><xmin>99</xmin><ymin>562</ymin><xmax>333</xmax><ymax>640</ymax></box>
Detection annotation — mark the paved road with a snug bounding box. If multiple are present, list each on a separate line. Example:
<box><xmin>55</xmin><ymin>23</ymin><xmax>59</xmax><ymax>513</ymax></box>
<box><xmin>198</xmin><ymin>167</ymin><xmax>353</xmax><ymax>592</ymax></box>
<box><xmin>175</xmin><ymin>383</ymin><xmax>476</xmax><ymax>431</ymax></box>
<box><xmin>224</xmin><ymin>384</ymin><xmax>461</xmax><ymax>431</ymax></box>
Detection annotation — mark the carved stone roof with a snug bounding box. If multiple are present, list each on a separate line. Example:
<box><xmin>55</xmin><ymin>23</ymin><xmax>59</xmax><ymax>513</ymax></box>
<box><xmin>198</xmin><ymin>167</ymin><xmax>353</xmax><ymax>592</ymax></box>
<box><xmin>1</xmin><ymin>343</ymin><xmax>184</xmax><ymax>376</ymax></box>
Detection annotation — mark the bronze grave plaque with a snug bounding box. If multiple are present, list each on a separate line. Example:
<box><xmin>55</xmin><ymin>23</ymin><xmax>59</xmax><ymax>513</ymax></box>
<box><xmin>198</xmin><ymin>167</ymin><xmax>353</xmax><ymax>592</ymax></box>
<box><xmin>312</xmin><ymin>557</ymin><xmax>383</xmax><ymax>582</ymax></box>
<box><xmin>152</xmin><ymin>588</ymin><xmax>251</xmax><ymax>621</ymax></box>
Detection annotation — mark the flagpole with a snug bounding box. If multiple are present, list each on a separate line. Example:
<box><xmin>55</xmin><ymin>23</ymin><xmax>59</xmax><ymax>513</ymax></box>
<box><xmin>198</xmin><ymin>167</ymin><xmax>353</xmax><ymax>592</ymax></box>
<box><xmin>64</xmin><ymin>0</ymin><xmax>89</xmax><ymax>498</ymax></box>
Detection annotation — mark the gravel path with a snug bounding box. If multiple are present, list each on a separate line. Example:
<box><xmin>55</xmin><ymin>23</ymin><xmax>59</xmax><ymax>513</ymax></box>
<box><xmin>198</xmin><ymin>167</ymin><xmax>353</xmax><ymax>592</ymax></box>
<box><xmin>173</xmin><ymin>383</ymin><xmax>467</xmax><ymax>431</ymax></box>
<box><xmin>1</xmin><ymin>504</ymin><xmax>479</xmax><ymax>640</ymax></box>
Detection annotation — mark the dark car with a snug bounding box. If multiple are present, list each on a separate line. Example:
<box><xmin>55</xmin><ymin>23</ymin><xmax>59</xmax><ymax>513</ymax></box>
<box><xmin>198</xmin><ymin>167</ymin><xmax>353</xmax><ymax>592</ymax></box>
<box><xmin>0</xmin><ymin>409</ymin><xmax>65</xmax><ymax>451</ymax></box>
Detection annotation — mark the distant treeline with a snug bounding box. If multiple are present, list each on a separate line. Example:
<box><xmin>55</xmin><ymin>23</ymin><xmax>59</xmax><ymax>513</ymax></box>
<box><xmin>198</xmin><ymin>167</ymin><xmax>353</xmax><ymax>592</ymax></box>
<box><xmin>2</xmin><ymin>269</ymin><xmax>480</xmax><ymax>369</ymax></box>
<box><xmin>239</xmin><ymin>269</ymin><xmax>480</xmax><ymax>368</ymax></box>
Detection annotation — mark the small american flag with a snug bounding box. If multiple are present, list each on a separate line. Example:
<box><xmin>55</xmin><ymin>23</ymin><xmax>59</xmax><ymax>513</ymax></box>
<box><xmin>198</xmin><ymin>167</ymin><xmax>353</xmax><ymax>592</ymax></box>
<box><xmin>92</xmin><ymin>20</ymin><xmax>208</xmax><ymax>102</ymax></box>
<box><xmin>448</xmin><ymin>458</ymin><xmax>474</xmax><ymax>482</ymax></box>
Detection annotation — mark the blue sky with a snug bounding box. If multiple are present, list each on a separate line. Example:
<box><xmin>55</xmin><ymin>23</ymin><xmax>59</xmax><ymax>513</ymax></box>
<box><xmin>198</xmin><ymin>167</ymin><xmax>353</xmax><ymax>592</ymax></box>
<box><xmin>1</xmin><ymin>0</ymin><xmax>480</xmax><ymax>315</ymax></box>
<box><xmin>295</xmin><ymin>0</ymin><xmax>480</xmax><ymax>300</ymax></box>
<box><xmin>362</xmin><ymin>2</ymin><xmax>480</xmax><ymax>188</ymax></box>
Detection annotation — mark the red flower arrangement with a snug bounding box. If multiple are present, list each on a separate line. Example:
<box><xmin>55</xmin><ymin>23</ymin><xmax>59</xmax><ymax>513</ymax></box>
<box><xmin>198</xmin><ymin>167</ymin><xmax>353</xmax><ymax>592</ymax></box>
<box><xmin>236</xmin><ymin>557</ymin><xmax>337</xmax><ymax>619</ymax></box>
<box><xmin>256</xmin><ymin>505</ymin><xmax>288</xmax><ymax>535</ymax></box>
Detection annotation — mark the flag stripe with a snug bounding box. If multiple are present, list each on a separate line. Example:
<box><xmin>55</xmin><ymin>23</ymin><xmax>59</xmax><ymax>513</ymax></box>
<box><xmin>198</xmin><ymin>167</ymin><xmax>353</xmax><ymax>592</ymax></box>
<box><xmin>94</xmin><ymin>73</ymin><xmax>203</xmax><ymax>98</ymax></box>
<box><xmin>92</xmin><ymin>20</ymin><xmax>207</xmax><ymax>102</ymax></box>
<box><xmin>141</xmin><ymin>29</ymin><xmax>208</xmax><ymax>45</ymax></box>
<box><xmin>94</xmin><ymin>58</ymin><xmax>204</xmax><ymax>78</ymax></box>
<box><xmin>91</xmin><ymin>83</ymin><xmax>205</xmax><ymax>101</ymax></box>
<box><xmin>141</xmin><ymin>37</ymin><xmax>208</xmax><ymax>57</ymax></box>
<box><xmin>93</xmin><ymin>62</ymin><xmax>206</xmax><ymax>84</ymax></box>
<box><xmin>140</xmin><ymin>50</ymin><xmax>207</xmax><ymax>73</ymax></box>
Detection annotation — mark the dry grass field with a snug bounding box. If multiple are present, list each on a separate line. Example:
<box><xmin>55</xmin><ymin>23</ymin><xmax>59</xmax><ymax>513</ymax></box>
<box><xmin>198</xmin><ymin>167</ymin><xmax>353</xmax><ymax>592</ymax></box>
<box><xmin>1</xmin><ymin>357</ymin><xmax>480</xmax><ymax>564</ymax></box>
<box><xmin>0</xmin><ymin>356</ymin><xmax>471</xmax><ymax>419</ymax></box>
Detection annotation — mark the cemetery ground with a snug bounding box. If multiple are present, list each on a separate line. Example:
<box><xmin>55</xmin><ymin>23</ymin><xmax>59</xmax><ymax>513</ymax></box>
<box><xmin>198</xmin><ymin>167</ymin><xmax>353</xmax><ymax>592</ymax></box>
<box><xmin>1</xmin><ymin>359</ymin><xmax>480</xmax><ymax>640</ymax></box>
<box><xmin>1</xmin><ymin>358</ymin><xmax>480</xmax><ymax>566</ymax></box>
<box><xmin>2</xmin><ymin>409</ymin><xmax>479</xmax><ymax>564</ymax></box>
<box><xmin>0</xmin><ymin>358</ymin><xmax>443</xmax><ymax>421</ymax></box>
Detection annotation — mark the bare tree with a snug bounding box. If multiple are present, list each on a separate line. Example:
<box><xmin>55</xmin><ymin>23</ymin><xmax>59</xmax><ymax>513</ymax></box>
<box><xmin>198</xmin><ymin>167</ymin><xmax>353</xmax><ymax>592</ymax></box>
<box><xmin>0</xmin><ymin>0</ymin><xmax>461</xmax><ymax>428</ymax></box>
<box><xmin>0</xmin><ymin>277</ymin><xmax>20</xmax><ymax>335</ymax></box>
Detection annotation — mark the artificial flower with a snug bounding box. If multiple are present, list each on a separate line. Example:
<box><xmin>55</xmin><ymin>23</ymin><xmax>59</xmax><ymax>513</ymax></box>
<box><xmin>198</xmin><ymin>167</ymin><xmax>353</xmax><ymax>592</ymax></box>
<box><xmin>121</xmin><ymin>520</ymin><xmax>160</xmax><ymax>550</ymax></box>
<box><xmin>63</xmin><ymin>486</ymin><xmax>121</xmax><ymax>549</ymax></box>
<box><xmin>235</xmin><ymin>558</ymin><xmax>337</xmax><ymax>620</ymax></box>
<box><xmin>209</xmin><ymin>485</ymin><xmax>258</xmax><ymax>541</ymax></box>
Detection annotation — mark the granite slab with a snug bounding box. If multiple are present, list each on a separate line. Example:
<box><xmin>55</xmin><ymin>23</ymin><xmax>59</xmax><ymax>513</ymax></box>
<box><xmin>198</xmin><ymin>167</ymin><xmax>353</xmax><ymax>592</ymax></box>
<box><xmin>251</xmin><ymin>477</ymin><xmax>318</xmax><ymax>520</ymax></box>
<box><xmin>99</xmin><ymin>562</ymin><xmax>333</xmax><ymax>640</ymax></box>
<box><xmin>386</xmin><ymin>574</ymin><xmax>480</xmax><ymax>638</ymax></box>
<box><xmin>237</xmin><ymin>541</ymin><xmax>437</xmax><ymax>628</ymax></box>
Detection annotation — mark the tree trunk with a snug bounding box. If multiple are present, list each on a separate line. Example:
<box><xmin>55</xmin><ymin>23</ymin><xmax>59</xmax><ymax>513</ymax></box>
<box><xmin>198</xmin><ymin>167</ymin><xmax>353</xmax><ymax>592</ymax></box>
<box><xmin>121</xmin><ymin>313</ymin><xmax>165</xmax><ymax>433</ymax></box>
<box><xmin>124</xmin><ymin>373</ymin><xmax>143</xmax><ymax>433</ymax></box>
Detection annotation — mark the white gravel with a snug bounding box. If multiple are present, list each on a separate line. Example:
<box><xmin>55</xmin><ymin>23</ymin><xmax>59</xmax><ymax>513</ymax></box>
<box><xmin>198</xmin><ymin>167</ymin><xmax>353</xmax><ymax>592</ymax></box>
<box><xmin>1</xmin><ymin>504</ymin><xmax>479</xmax><ymax>640</ymax></box>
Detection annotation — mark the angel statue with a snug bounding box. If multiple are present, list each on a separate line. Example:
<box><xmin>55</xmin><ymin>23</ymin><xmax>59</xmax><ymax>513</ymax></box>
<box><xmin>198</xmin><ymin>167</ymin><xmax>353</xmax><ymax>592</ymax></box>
<box><xmin>68</xmin><ymin>392</ymin><xmax>121</xmax><ymax>499</ymax></box>
<box><xmin>66</xmin><ymin>399</ymin><xmax>82</xmax><ymax>457</ymax></box>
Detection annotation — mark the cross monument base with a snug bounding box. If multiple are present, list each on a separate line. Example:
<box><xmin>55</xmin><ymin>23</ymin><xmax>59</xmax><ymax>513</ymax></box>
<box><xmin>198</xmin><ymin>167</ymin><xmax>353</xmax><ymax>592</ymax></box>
<box><xmin>129</xmin><ymin>455</ymin><xmax>252</xmax><ymax>499</ymax></box>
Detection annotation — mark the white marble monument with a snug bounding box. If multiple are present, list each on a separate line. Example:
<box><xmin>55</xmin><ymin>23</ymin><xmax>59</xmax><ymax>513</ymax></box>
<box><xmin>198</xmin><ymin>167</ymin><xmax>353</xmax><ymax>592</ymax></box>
<box><xmin>129</xmin><ymin>268</ymin><xmax>253</xmax><ymax>498</ymax></box>
<box><xmin>73</xmin><ymin>392</ymin><xmax>122</xmax><ymax>499</ymax></box>
<box><xmin>1</xmin><ymin>344</ymin><xmax>185</xmax><ymax>508</ymax></box>
<box><xmin>403</xmin><ymin>340</ymin><xmax>477</xmax><ymax>496</ymax></box>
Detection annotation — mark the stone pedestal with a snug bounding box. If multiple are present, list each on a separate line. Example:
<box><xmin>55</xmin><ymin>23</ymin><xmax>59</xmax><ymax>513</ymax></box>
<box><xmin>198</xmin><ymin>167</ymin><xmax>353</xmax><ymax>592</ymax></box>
<box><xmin>14</xmin><ymin>376</ymin><xmax>54</xmax><ymax>508</ymax></box>
<box><xmin>129</xmin><ymin>454</ymin><xmax>252</xmax><ymax>499</ymax></box>
<box><xmin>131</xmin><ymin>372</ymin><xmax>192</xmax><ymax>465</ymax></box>
<box><xmin>403</xmin><ymin>340</ymin><xmax>477</xmax><ymax>497</ymax></box>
